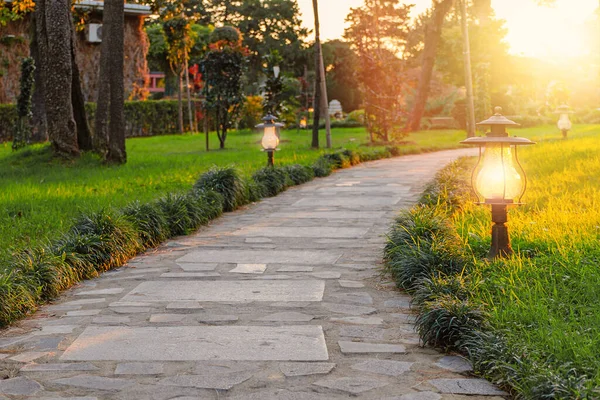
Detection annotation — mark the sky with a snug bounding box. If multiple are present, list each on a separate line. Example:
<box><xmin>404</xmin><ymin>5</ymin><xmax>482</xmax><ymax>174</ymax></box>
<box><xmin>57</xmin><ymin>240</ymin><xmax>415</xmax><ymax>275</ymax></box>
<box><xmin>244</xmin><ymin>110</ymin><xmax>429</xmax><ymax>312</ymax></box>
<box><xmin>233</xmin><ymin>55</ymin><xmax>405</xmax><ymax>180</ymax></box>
<box><xmin>296</xmin><ymin>0</ymin><xmax>599</xmax><ymax>60</ymax></box>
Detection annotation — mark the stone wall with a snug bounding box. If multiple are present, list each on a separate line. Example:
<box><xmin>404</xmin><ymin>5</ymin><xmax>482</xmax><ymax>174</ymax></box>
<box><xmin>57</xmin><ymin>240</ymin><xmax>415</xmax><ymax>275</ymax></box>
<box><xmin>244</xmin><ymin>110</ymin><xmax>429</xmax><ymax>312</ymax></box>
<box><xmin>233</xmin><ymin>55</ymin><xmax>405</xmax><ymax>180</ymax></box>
<box><xmin>0</xmin><ymin>13</ymin><xmax>149</xmax><ymax>104</ymax></box>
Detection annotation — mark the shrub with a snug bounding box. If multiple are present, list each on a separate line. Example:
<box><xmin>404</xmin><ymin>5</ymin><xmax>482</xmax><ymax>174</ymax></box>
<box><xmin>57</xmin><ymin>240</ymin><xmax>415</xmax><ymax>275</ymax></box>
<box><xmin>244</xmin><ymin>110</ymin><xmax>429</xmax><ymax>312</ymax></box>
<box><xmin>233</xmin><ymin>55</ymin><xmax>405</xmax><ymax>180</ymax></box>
<box><xmin>312</xmin><ymin>157</ymin><xmax>333</xmax><ymax>177</ymax></box>
<box><xmin>340</xmin><ymin>149</ymin><xmax>361</xmax><ymax>166</ymax></box>
<box><xmin>156</xmin><ymin>193</ymin><xmax>196</xmax><ymax>237</ymax></box>
<box><xmin>0</xmin><ymin>266</ymin><xmax>39</xmax><ymax>327</ymax></box>
<box><xmin>282</xmin><ymin>164</ymin><xmax>314</xmax><ymax>185</ymax></box>
<box><xmin>123</xmin><ymin>201</ymin><xmax>169</xmax><ymax>248</ymax></box>
<box><xmin>194</xmin><ymin>167</ymin><xmax>247</xmax><ymax>212</ymax></box>
<box><xmin>252</xmin><ymin>167</ymin><xmax>289</xmax><ymax>197</ymax></box>
<box><xmin>420</xmin><ymin>158</ymin><xmax>474</xmax><ymax>210</ymax></box>
<box><xmin>322</xmin><ymin>152</ymin><xmax>351</xmax><ymax>169</ymax></box>
<box><xmin>347</xmin><ymin>109</ymin><xmax>365</xmax><ymax>124</ymax></box>
<box><xmin>187</xmin><ymin>189</ymin><xmax>224</xmax><ymax>226</ymax></box>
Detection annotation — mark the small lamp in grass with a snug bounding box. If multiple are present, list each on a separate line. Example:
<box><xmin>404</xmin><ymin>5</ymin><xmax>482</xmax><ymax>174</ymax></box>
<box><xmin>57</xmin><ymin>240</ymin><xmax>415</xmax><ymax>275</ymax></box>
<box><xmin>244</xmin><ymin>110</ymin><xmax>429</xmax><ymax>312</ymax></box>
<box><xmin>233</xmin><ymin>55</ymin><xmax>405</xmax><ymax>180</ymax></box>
<box><xmin>461</xmin><ymin>107</ymin><xmax>535</xmax><ymax>259</ymax></box>
<box><xmin>555</xmin><ymin>104</ymin><xmax>573</xmax><ymax>139</ymax></box>
<box><xmin>256</xmin><ymin>114</ymin><xmax>283</xmax><ymax>167</ymax></box>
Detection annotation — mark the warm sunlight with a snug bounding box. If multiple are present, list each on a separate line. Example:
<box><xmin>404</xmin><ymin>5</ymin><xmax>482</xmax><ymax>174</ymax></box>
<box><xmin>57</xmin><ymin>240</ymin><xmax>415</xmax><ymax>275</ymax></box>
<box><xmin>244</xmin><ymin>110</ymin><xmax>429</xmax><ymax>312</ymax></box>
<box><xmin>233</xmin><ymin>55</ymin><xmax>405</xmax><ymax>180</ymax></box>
<box><xmin>297</xmin><ymin>0</ymin><xmax>599</xmax><ymax>61</ymax></box>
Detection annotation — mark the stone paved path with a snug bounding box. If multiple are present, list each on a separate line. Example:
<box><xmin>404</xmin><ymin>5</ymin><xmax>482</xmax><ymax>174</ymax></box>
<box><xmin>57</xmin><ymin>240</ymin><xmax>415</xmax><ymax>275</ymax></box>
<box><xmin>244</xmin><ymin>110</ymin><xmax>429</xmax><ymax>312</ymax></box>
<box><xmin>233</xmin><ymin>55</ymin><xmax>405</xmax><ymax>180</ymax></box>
<box><xmin>0</xmin><ymin>149</ymin><xmax>510</xmax><ymax>399</ymax></box>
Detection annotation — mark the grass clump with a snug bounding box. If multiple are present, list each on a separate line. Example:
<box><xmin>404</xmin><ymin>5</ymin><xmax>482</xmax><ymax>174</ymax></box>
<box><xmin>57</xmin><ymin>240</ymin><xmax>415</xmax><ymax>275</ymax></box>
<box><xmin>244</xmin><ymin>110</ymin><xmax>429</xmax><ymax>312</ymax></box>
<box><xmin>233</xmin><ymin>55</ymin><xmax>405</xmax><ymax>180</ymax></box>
<box><xmin>312</xmin><ymin>157</ymin><xmax>334</xmax><ymax>177</ymax></box>
<box><xmin>282</xmin><ymin>164</ymin><xmax>314</xmax><ymax>185</ymax></box>
<box><xmin>252</xmin><ymin>167</ymin><xmax>289</xmax><ymax>198</ymax></box>
<box><xmin>123</xmin><ymin>201</ymin><xmax>169</xmax><ymax>248</ymax></box>
<box><xmin>194</xmin><ymin>167</ymin><xmax>247</xmax><ymax>212</ymax></box>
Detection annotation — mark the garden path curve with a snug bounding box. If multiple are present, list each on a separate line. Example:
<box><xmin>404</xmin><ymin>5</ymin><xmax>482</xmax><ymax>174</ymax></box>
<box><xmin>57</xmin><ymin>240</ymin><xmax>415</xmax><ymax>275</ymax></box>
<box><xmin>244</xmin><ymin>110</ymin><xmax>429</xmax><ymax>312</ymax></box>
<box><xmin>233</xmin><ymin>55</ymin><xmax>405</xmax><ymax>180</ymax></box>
<box><xmin>0</xmin><ymin>148</ymin><xmax>510</xmax><ymax>400</ymax></box>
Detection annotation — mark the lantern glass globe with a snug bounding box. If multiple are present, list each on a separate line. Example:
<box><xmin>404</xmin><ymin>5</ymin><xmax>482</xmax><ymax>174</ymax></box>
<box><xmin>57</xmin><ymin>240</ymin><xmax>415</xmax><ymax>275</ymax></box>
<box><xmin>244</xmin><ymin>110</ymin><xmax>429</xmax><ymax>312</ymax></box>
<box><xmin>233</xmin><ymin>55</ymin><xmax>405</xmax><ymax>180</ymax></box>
<box><xmin>261</xmin><ymin>126</ymin><xmax>279</xmax><ymax>150</ymax></box>
<box><xmin>475</xmin><ymin>144</ymin><xmax>524</xmax><ymax>202</ymax></box>
<box><xmin>557</xmin><ymin>114</ymin><xmax>572</xmax><ymax>131</ymax></box>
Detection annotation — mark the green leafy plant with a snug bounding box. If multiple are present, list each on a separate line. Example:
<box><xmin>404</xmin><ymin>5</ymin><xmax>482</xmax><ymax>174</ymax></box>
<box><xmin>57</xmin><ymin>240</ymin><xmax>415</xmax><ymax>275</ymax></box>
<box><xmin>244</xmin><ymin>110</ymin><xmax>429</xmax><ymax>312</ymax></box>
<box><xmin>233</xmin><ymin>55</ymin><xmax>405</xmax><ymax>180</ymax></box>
<box><xmin>252</xmin><ymin>166</ymin><xmax>289</xmax><ymax>197</ymax></box>
<box><xmin>194</xmin><ymin>167</ymin><xmax>247</xmax><ymax>212</ymax></box>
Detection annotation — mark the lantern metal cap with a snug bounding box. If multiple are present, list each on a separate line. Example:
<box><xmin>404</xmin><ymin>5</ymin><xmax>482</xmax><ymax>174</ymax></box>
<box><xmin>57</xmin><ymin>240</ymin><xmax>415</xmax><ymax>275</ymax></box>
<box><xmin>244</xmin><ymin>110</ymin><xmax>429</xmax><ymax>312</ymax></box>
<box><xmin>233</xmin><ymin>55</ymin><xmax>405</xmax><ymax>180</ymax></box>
<box><xmin>554</xmin><ymin>104</ymin><xmax>574</xmax><ymax>114</ymax></box>
<box><xmin>461</xmin><ymin>136</ymin><xmax>536</xmax><ymax>146</ymax></box>
<box><xmin>255</xmin><ymin>114</ymin><xmax>285</xmax><ymax>129</ymax></box>
<box><xmin>476</xmin><ymin>107</ymin><xmax>520</xmax><ymax>127</ymax></box>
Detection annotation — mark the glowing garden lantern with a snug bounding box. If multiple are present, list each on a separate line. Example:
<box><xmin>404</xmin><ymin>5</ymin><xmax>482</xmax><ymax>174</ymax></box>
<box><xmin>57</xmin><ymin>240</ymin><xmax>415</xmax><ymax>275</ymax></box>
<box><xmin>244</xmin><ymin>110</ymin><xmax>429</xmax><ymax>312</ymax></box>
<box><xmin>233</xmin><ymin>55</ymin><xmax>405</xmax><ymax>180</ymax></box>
<box><xmin>555</xmin><ymin>104</ymin><xmax>573</xmax><ymax>139</ymax></box>
<box><xmin>256</xmin><ymin>114</ymin><xmax>283</xmax><ymax>167</ymax></box>
<box><xmin>461</xmin><ymin>107</ymin><xmax>535</xmax><ymax>259</ymax></box>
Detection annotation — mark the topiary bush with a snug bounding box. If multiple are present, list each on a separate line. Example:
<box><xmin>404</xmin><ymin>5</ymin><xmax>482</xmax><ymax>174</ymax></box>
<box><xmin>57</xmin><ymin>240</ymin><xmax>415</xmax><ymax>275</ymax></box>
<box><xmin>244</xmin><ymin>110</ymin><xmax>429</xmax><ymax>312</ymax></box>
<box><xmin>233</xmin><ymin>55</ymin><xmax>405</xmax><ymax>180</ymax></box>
<box><xmin>252</xmin><ymin>167</ymin><xmax>289</xmax><ymax>198</ymax></box>
<box><xmin>194</xmin><ymin>167</ymin><xmax>248</xmax><ymax>212</ymax></box>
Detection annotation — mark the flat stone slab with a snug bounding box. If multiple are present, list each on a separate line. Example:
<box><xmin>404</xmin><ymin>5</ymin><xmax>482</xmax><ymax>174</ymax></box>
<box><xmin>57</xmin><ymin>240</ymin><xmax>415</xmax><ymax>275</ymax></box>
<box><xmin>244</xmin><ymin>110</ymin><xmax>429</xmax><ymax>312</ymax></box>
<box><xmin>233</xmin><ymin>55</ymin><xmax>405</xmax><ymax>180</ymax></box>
<box><xmin>10</xmin><ymin>351</ymin><xmax>50</xmax><ymax>363</ymax></box>
<box><xmin>384</xmin><ymin>392</ymin><xmax>442</xmax><ymax>400</ymax></box>
<box><xmin>338</xmin><ymin>280</ymin><xmax>364</xmax><ymax>288</ymax></box>
<box><xmin>313</xmin><ymin>377</ymin><xmax>388</xmax><ymax>394</ymax></box>
<box><xmin>0</xmin><ymin>377</ymin><xmax>43</xmax><ymax>396</ymax></box>
<box><xmin>149</xmin><ymin>314</ymin><xmax>186</xmax><ymax>323</ymax></box>
<box><xmin>92</xmin><ymin>316</ymin><xmax>130</xmax><ymax>324</ymax></box>
<box><xmin>166</xmin><ymin>301</ymin><xmax>203</xmax><ymax>310</ymax></box>
<box><xmin>197</xmin><ymin>314</ymin><xmax>239</xmax><ymax>324</ymax></box>
<box><xmin>159</xmin><ymin>372</ymin><xmax>254</xmax><ymax>391</ymax></box>
<box><xmin>256</xmin><ymin>312</ymin><xmax>314</xmax><ymax>322</ymax></box>
<box><xmin>330</xmin><ymin>292</ymin><xmax>373</xmax><ymax>305</ymax></box>
<box><xmin>111</xmin><ymin>307</ymin><xmax>152</xmax><ymax>314</ymax></box>
<box><xmin>293</xmin><ymin>197</ymin><xmax>401</xmax><ymax>207</ymax></box>
<box><xmin>233</xmin><ymin>226</ymin><xmax>369</xmax><ymax>238</ymax></box>
<box><xmin>428</xmin><ymin>379</ymin><xmax>507</xmax><ymax>396</ymax></box>
<box><xmin>62</xmin><ymin>298</ymin><xmax>106</xmax><ymax>306</ymax></box>
<box><xmin>351</xmin><ymin>359</ymin><xmax>413</xmax><ymax>376</ymax></box>
<box><xmin>230</xmin><ymin>263</ymin><xmax>267</xmax><ymax>274</ymax></box>
<box><xmin>322</xmin><ymin>303</ymin><xmax>376</xmax><ymax>316</ymax></box>
<box><xmin>176</xmin><ymin>249</ymin><xmax>341</xmax><ymax>265</ymax></box>
<box><xmin>160</xmin><ymin>272</ymin><xmax>221</xmax><ymax>279</ymax></box>
<box><xmin>21</xmin><ymin>363</ymin><xmax>99</xmax><ymax>372</ymax></box>
<box><xmin>176</xmin><ymin>263</ymin><xmax>218</xmax><ymax>271</ymax></box>
<box><xmin>61</xmin><ymin>326</ymin><xmax>328</xmax><ymax>361</ymax></box>
<box><xmin>66</xmin><ymin>310</ymin><xmax>102</xmax><ymax>317</ymax></box>
<box><xmin>53</xmin><ymin>375</ymin><xmax>134</xmax><ymax>391</ymax></box>
<box><xmin>384</xmin><ymin>298</ymin><xmax>412</xmax><ymax>309</ymax></box>
<box><xmin>34</xmin><ymin>325</ymin><xmax>78</xmax><ymax>335</ymax></box>
<box><xmin>229</xmin><ymin>389</ymin><xmax>336</xmax><ymax>399</ymax></box>
<box><xmin>75</xmin><ymin>288</ymin><xmax>123</xmax><ymax>296</ymax></box>
<box><xmin>115</xmin><ymin>362</ymin><xmax>164</xmax><ymax>375</ymax></box>
<box><xmin>311</xmin><ymin>272</ymin><xmax>342</xmax><ymax>279</ymax></box>
<box><xmin>121</xmin><ymin>280</ymin><xmax>325</xmax><ymax>303</ymax></box>
<box><xmin>330</xmin><ymin>316</ymin><xmax>383</xmax><ymax>325</ymax></box>
<box><xmin>269</xmin><ymin>211</ymin><xmax>386</xmax><ymax>220</ymax></box>
<box><xmin>339</xmin><ymin>326</ymin><xmax>385</xmax><ymax>340</ymax></box>
<box><xmin>277</xmin><ymin>266</ymin><xmax>314</xmax><ymax>272</ymax></box>
<box><xmin>435</xmin><ymin>356</ymin><xmax>473</xmax><ymax>372</ymax></box>
<box><xmin>279</xmin><ymin>362</ymin><xmax>336</xmax><ymax>377</ymax></box>
<box><xmin>338</xmin><ymin>341</ymin><xmax>406</xmax><ymax>354</ymax></box>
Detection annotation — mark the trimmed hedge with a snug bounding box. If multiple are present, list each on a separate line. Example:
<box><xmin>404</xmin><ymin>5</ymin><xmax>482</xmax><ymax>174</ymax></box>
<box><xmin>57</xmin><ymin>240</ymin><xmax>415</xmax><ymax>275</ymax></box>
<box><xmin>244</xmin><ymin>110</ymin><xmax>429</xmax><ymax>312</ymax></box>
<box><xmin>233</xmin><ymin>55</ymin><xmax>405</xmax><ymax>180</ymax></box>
<box><xmin>0</xmin><ymin>147</ymin><xmax>401</xmax><ymax>327</ymax></box>
<box><xmin>0</xmin><ymin>100</ymin><xmax>202</xmax><ymax>142</ymax></box>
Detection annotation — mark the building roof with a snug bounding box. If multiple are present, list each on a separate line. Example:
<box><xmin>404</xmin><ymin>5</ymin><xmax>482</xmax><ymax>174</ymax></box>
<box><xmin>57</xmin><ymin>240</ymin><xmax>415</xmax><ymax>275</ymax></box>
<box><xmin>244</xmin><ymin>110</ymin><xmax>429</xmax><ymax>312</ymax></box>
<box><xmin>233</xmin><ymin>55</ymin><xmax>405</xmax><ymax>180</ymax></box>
<box><xmin>75</xmin><ymin>0</ymin><xmax>152</xmax><ymax>16</ymax></box>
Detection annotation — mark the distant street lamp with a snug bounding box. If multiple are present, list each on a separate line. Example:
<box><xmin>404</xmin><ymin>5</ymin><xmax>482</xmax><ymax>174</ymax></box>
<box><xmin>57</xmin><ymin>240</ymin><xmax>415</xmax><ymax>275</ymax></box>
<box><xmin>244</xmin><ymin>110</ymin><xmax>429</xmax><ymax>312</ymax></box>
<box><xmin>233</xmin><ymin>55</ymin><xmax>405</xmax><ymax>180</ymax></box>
<box><xmin>273</xmin><ymin>65</ymin><xmax>281</xmax><ymax>79</ymax></box>
<box><xmin>461</xmin><ymin>107</ymin><xmax>535</xmax><ymax>259</ymax></box>
<box><xmin>257</xmin><ymin>114</ymin><xmax>283</xmax><ymax>167</ymax></box>
<box><xmin>555</xmin><ymin>104</ymin><xmax>574</xmax><ymax>139</ymax></box>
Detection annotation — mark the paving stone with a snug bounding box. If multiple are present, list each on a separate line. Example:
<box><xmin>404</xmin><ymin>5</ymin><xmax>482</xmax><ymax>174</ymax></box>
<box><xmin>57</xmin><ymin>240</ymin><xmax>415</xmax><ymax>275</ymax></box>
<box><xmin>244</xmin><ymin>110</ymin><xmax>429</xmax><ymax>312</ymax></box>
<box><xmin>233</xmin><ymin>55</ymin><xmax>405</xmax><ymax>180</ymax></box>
<box><xmin>75</xmin><ymin>288</ymin><xmax>123</xmax><ymax>296</ymax></box>
<box><xmin>233</xmin><ymin>226</ymin><xmax>369</xmax><ymax>238</ymax></box>
<box><xmin>160</xmin><ymin>272</ymin><xmax>221</xmax><ymax>279</ymax></box>
<box><xmin>21</xmin><ymin>363</ymin><xmax>99</xmax><ymax>372</ymax></box>
<box><xmin>66</xmin><ymin>310</ymin><xmax>102</xmax><ymax>317</ymax></box>
<box><xmin>127</xmin><ymin>267</ymin><xmax>167</xmax><ymax>274</ymax></box>
<box><xmin>270</xmin><ymin>302</ymin><xmax>310</xmax><ymax>308</ymax></box>
<box><xmin>322</xmin><ymin>303</ymin><xmax>377</xmax><ymax>316</ymax></box>
<box><xmin>176</xmin><ymin>249</ymin><xmax>341</xmax><ymax>265</ymax></box>
<box><xmin>0</xmin><ymin>354</ymin><xmax>8</xmax><ymax>360</ymax></box>
<box><xmin>245</xmin><ymin>237</ymin><xmax>273</xmax><ymax>243</ymax></box>
<box><xmin>34</xmin><ymin>325</ymin><xmax>78</xmax><ymax>335</ymax></box>
<box><xmin>121</xmin><ymin>280</ymin><xmax>325</xmax><ymax>303</ymax></box>
<box><xmin>109</xmin><ymin>302</ymin><xmax>154</xmax><ymax>307</ymax></box>
<box><xmin>383</xmin><ymin>392</ymin><xmax>442</xmax><ymax>400</ymax></box>
<box><xmin>9</xmin><ymin>351</ymin><xmax>51</xmax><ymax>363</ymax></box>
<box><xmin>158</xmin><ymin>371</ymin><xmax>253</xmax><ymax>390</ymax></box>
<box><xmin>194</xmin><ymin>361</ymin><xmax>257</xmax><ymax>375</ymax></box>
<box><xmin>339</xmin><ymin>326</ymin><xmax>385</xmax><ymax>340</ymax></box>
<box><xmin>269</xmin><ymin>211</ymin><xmax>386</xmax><ymax>220</ymax></box>
<box><xmin>330</xmin><ymin>292</ymin><xmax>373</xmax><ymax>305</ymax></box>
<box><xmin>311</xmin><ymin>271</ymin><xmax>341</xmax><ymax>279</ymax></box>
<box><xmin>166</xmin><ymin>301</ymin><xmax>204</xmax><ymax>310</ymax></box>
<box><xmin>279</xmin><ymin>362</ymin><xmax>336</xmax><ymax>377</ymax></box>
<box><xmin>92</xmin><ymin>316</ymin><xmax>130</xmax><ymax>324</ymax></box>
<box><xmin>435</xmin><ymin>355</ymin><xmax>473</xmax><ymax>372</ymax></box>
<box><xmin>228</xmin><ymin>389</ymin><xmax>335</xmax><ymax>400</ymax></box>
<box><xmin>338</xmin><ymin>341</ymin><xmax>406</xmax><ymax>354</ymax></box>
<box><xmin>53</xmin><ymin>375</ymin><xmax>134</xmax><ymax>391</ymax></box>
<box><xmin>293</xmin><ymin>197</ymin><xmax>401</xmax><ymax>207</ymax></box>
<box><xmin>351</xmin><ymin>359</ymin><xmax>413</xmax><ymax>376</ymax></box>
<box><xmin>176</xmin><ymin>263</ymin><xmax>218</xmax><ymax>271</ymax></box>
<box><xmin>277</xmin><ymin>266</ymin><xmax>314</xmax><ymax>272</ymax></box>
<box><xmin>197</xmin><ymin>314</ymin><xmax>239</xmax><ymax>324</ymax></box>
<box><xmin>115</xmin><ymin>362</ymin><xmax>164</xmax><ymax>375</ymax></box>
<box><xmin>428</xmin><ymin>379</ymin><xmax>508</xmax><ymax>396</ymax></box>
<box><xmin>0</xmin><ymin>377</ymin><xmax>43</xmax><ymax>396</ymax></box>
<box><xmin>111</xmin><ymin>307</ymin><xmax>152</xmax><ymax>314</ymax></box>
<box><xmin>149</xmin><ymin>314</ymin><xmax>186</xmax><ymax>323</ymax></box>
<box><xmin>61</xmin><ymin>326</ymin><xmax>328</xmax><ymax>361</ymax></box>
<box><xmin>338</xmin><ymin>280</ymin><xmax>365</xmax><ymax>288</ymax></box>
<box><xmin>36</xmin><ymin>397</ymin><xmax>98</xmax><ymax>400</ymax></box>
<box><xmin>330</xmin><ymin>316</ymin><xmax>383</xmax><ymax>325</ymax></box>
<box><xmin>312</xmin><ymin>377</ymin><xmax>388</xmax><ymax>394</ymax></box>
<box><xmin>256</xmin><ymin>312</ymin><xmax>314</xmax><ymax>322</ymax></box>
<box><xmin>61</xmin><ymin>298</ymin><xmax>106</xmax><ymax>306</ymax></box>
<box><xmin>230</xmin><ymin>263</ymin><xmax>267</xmax><ymax>274</ymax></box>
<box><xmin>44</xmin><ymin>304</ymin><xmax>82</xmax><ymax>312</ymax></box>
<box><xmin>384</xmin><ymin>298</ymin><xmax>412</xmax><ymax>309</ymax></box>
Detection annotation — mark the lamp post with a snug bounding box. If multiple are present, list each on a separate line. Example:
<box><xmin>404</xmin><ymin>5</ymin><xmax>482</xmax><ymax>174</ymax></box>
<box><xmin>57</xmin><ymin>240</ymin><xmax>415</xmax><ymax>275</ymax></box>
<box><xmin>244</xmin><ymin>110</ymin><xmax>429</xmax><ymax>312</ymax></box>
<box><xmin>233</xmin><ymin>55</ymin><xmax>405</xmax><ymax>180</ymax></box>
<box><xmin>461</xmin><ymin>107</ymin><xmax>535</xmax><ymax>259</ymax></box>
<box><xmin>555</xmin><ymin>104</ymin><xmax>573</xmax><ymax>139</ymax></box>
<box><xmin>257</xmin><ymin>114</ymin><xmax>283</xmax><ymax>167</ymax></box>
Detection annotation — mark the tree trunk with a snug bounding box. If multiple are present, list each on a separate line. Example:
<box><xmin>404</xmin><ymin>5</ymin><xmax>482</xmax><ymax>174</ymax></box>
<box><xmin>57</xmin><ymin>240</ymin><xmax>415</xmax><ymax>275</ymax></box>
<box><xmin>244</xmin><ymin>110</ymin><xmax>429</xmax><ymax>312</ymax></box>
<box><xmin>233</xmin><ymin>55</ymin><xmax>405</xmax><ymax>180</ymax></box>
<box><xmin>95</xmin><ymin>0</ymin><xmax>114</xmax><ymax>154</ymax></box>
<box><xmin>29</xmin><ymin>13</ymin><xmax>48</xmax><ymax>143</ymax></box>
<box><xmin>405</xmin><ymin>0</ymin><xmax>453</xmax><ymax>132</ymax></box>
<box><xmin>36</xmin><ymin>0</ymin><xmax>79</xmax><ymax>158</ymax></box>
<box><xmin>177</xmin><ymin>69</ymin><xmax>184</xmax><ymax>133</ymax></box>
<box><xmin>318</xmin><ymin>41</ymin><xmax>331</xmax><ymax>148</ymax></box>
<box><xmin>184</xmin><ymin>50</ymin><xmax>195</xmax><ymax>132</ymax></box>
<box><xmin>70</xmin><ymin>18</ymin><xmax>93</xmax><ymax>151</ymax></box>
<box><xmin>311</xmin><ymin>0</ymin><xmax>321</xmax><ymax>149</ymax></box>
<box><xmin>105</xmin><ymin>0</ymin><xmax>126</xmax><ymax>164</ymax></box>
<box><xmin>460</xmin><ymin>0</ymin><xmax>476</xmax><ymax>138</ymax></box>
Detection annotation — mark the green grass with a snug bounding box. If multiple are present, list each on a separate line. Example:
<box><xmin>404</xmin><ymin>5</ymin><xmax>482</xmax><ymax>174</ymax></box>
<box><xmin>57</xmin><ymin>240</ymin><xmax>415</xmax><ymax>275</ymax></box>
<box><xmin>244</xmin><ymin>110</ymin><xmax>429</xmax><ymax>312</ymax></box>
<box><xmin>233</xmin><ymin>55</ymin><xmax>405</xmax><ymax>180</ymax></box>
<box><xmin>450</xmin><ymin>126</ymin><xmax>600</xmax><ymax>396</ymax></box>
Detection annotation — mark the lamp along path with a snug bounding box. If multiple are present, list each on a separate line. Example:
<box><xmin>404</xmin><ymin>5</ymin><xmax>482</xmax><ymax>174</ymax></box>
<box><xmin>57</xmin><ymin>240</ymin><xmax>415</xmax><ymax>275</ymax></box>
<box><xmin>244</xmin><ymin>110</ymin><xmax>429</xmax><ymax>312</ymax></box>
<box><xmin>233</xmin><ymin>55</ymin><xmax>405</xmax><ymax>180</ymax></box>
<box><xmin>0</xmin><ymin>148</ymin><xmax>510</xmax><ymax>399</ymax></box>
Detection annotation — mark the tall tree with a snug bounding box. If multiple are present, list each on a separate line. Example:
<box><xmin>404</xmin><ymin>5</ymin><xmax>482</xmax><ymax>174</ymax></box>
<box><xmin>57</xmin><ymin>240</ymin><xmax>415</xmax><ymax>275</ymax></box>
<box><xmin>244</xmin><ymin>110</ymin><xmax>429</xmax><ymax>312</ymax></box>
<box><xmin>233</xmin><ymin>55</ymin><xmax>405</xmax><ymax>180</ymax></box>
<box><xmin>311</xmin><ymin>0</ymin><xmax>322</xmax><ymax>149</ymax></box>
<box><xmin>96</xmin><ymin>0</ymin><xmax>126</xmax><ymax>163</ymax></box>
<box><xmin>35</xmin><ymin>0</ymin><xmax>79</xmax><ymax>157</ymax></box>
<box><xmin>406</xmin><ymin>0</ymin><xmax>453</xmax><ymax>132</ymax></box>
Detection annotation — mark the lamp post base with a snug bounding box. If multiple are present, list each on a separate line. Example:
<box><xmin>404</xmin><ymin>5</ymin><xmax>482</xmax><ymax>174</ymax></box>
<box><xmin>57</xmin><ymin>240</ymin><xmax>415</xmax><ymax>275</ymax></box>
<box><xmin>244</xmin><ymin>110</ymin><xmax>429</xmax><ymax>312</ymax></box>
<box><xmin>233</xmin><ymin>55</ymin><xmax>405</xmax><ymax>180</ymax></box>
<box><xmin>561</xmin><ymin>129</ymin><xmax>568</xmax><ymax>139</ymax></box>
<box><xmin>489</xmin><ymin>204</ymin><xmax>512</xmax><ymax>259</ymax></box>
<box><xmin>267</xmin><ymin>150</ymin><xmax>274</xmax><ymax>167</ymax></box>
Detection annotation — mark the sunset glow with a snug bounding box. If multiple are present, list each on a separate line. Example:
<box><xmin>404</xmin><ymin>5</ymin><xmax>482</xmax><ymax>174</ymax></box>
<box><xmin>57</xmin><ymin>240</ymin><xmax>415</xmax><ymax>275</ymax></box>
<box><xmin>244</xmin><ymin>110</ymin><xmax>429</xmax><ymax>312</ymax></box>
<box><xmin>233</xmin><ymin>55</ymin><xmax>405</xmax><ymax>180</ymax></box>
<box><xmin>297</xmin><ymin>0</ymin><xmax>599</xmax><ymax>60</ymax></box>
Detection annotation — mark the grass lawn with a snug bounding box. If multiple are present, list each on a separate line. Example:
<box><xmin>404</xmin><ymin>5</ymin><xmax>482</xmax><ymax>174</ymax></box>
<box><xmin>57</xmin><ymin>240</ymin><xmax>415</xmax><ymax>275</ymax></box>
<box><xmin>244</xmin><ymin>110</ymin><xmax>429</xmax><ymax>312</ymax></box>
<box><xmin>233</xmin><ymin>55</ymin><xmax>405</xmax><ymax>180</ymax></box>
<box><xmin>453</xmin><ymin>125</ymin><xmax>600</xmax><ymax>394</ymax></box>
<box><xmin>0</xmin><ymin>123</ymin><xmax>592</xmax><ymax>263</ymax></box>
